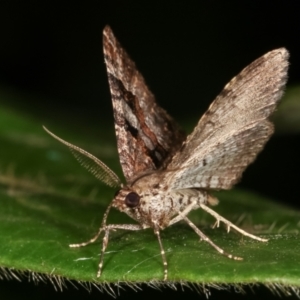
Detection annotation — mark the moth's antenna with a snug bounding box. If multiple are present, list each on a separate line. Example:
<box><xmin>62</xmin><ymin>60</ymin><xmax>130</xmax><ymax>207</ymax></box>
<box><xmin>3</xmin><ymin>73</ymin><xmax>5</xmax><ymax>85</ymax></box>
<box><xmin>43</xmin><ymin>126</ymin><xmax>122</xmax><ymax>188</ymax></box>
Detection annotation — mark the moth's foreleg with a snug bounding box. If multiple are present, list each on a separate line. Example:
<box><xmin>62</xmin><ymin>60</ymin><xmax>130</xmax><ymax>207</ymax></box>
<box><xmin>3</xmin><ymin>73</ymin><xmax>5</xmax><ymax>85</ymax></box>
<box><xmin>97</xmin><ymin>224</ymin><xmax>144</xmax><ymax>278</ymax></box>
<box><xmin>154</xmin><ymin>228</ymin><xmax>168</xmax><ymax>281</ymax></box>
<box><xmin>183</xmin><ymin>216</ymin><xmax>243</xmax><ymax>260</ymax></box>
<box><xmin>69</xmin><ymin>203</ymin><xmax>114</xmax><ymax>249</ymax></box>
<box><xmin>69</xmin><ymin>226</ymin><xmax>104</xmax><ymax>248</ymax></box>
<box><xmin>199</xmin><ymin>203</ymin><xmax>268</xmax><ymax>242</ymax></box>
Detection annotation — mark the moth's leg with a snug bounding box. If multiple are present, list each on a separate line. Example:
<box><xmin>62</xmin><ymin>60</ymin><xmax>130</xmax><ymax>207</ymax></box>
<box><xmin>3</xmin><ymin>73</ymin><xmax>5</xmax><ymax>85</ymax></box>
<box><xmin>168</xmin><ymin>200</ymin><xmax>198</xmax><ymax>226</ymax></box>
<box><xmin>199</xmin><ymin>203</ymin><xmax>268</xmax><ymax>242</ymax></box>
<box><xmin>97</xmin><ymin>224</ymin><xmax>144</xmax><ymax>278</ymax></box>
<box><xmin>154</xmin><ymin>228</ymin><xmax>168</xmax><ymax>281</ymax></box>
<box><xmin>69</xmin><ymin>226</ymin><xmax>104</xmax><ymax>248</ymax></box>
<box><xmin>70</xmin><ymin>203</ymin><xmax>114</xmax><ymax>248</ymax></box>
<box><xmin>183</xmin><ymin>216</ymin><xmax>243</xmax><ymax>260</ymax></box>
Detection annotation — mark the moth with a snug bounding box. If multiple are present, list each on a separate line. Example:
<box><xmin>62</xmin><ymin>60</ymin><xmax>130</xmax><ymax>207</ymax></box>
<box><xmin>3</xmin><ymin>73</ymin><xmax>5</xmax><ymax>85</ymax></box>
<box><xmin>44</xmin><ymin>26</ymin><xmax>289</xmax><ymax>280</ymax></box>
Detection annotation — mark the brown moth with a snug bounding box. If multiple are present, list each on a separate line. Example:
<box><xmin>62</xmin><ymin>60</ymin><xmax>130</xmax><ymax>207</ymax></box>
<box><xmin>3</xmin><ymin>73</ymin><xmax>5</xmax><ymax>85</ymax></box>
<box><xmin>44</xmin><ymin>26</ymin><xmax>289</xmax><ymax>280</ymax></box>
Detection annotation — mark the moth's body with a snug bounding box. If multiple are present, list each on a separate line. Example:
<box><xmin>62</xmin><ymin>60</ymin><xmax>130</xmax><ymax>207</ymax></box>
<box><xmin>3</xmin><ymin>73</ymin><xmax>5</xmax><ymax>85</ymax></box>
<box><xmin>114</xmin><ymin>173</ymin><xmax>208</xmax><ymax>229</ymax></box>
<box><xmin>44</xmin><ymin>26</ymin><xmax>288</xmax><ymax>280</ymax></box>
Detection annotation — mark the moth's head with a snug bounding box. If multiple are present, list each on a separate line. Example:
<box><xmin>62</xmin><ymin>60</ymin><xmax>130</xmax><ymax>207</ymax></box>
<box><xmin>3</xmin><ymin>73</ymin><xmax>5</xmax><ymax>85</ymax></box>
<box><xmin>112</xmin><ymin>174</ymin><xmax>171</xmax><ymax>229</ymax></box>
<box><xmin>112</xmin><ymin>186</ymin><xmax>145</xmax><ymax>224</ymax></box>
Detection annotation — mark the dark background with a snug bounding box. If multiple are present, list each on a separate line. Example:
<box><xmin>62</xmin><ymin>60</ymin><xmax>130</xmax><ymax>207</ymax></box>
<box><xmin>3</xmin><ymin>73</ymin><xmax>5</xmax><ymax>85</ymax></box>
<box><xmin>0</xmin><ymin>1</ymin><xmax>300</xmax><ymax>299</ymax></box>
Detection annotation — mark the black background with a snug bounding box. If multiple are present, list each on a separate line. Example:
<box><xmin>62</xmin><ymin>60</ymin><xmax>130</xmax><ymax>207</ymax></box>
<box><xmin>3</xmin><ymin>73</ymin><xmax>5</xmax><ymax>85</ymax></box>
<box><xmin>0</xmin><ymin>1</ymin><xmax>300</xmax><ymax>299</ymax></box>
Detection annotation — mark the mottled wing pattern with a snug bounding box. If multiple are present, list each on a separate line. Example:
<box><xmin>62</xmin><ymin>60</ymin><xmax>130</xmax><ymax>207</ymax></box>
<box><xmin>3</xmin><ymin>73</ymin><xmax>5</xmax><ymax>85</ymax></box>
<box><xmin>103</xmin><ymin>26</ymin><xmax>186</xmax><ymax>181</ymax></box>
<box><xmin>166</xmin><ymin>48</ymin><xmax>289</xmax><ymax>190</ymax></box>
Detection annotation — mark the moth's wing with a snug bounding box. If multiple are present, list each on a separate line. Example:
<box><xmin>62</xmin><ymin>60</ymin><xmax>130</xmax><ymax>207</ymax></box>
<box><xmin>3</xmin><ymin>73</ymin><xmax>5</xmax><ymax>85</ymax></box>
<box><xmin>165</xmin><ymin>48</ymin><xmax>289</xmax><ymax>190</ymax></box>
<box><xmin>43</xmin><ymin>126</ymin><xmax>122</xmax><ymax>188</ymax></box>
<box><xmin>103</xmin><ymin>26</ymin><xmax>186</xmax><ymax>182</ymax></box>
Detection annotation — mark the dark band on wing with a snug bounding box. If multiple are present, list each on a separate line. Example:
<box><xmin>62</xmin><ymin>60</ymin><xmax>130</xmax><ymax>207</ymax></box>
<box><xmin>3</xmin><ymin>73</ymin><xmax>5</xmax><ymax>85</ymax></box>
<box><xmin>108</xmin><ymin>73</ymin><xmax>169</xmax><ymax>168</ymax></box>
<box><xmin>103</xmin><ymin>26</ymin><xmax>186</xmax><ymax>179</ymax></box>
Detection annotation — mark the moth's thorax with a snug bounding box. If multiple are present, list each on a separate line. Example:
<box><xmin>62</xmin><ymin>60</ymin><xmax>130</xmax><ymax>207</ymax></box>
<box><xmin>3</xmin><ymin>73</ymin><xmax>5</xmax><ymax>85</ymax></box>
<box><xmin>112</xmin><ymin>172</ymin><xmax>208</xmax><ymax>229</ymax></box>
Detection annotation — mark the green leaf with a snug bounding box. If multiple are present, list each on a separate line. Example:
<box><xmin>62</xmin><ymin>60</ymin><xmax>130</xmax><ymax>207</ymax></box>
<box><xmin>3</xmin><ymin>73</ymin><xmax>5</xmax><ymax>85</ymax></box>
<box><xmin>0</xmin><ymin>90</ymin><xmax>300</xmax><ymax>295</ymax></box>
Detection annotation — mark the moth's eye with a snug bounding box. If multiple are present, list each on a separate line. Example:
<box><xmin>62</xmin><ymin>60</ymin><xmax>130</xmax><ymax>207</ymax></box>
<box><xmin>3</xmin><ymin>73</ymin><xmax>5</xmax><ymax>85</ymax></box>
<box><xmin>125</xmin><ymin>192</ymin><xmax>140</xmax><ymax>208</ymax></box>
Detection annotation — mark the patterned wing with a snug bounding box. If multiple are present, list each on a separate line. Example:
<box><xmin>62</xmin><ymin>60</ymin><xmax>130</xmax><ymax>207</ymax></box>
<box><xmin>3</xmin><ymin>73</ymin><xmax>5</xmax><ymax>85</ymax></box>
<box><xmin>103</xmin><ymin>26</ymin><xmax>185</xmax><ymax>182</ymax></box>
<box><xmin>165</xmin><ymin>48</ymin><xmax>289</xmax><ymax>190</ymax></box>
